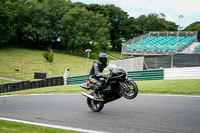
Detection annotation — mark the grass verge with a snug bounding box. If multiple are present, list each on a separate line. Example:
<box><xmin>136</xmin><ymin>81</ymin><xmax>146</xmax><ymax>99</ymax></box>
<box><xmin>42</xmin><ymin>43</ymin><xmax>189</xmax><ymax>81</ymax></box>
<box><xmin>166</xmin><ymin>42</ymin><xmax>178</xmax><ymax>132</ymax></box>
<box><xmin>0</xmin><ymin>48</ymin><xmax>95</xmax><ymax>80</ymax></box>
<box><xmin>0</xmin><ymin>79</ymin><xmax>200</xmax><ymax>96</ymax></box>
<box><xmin>137</xmin><ymin>79</ymin><xmax>200</xmax><ymax>95</ymax></box>
<box><xmin>0</xmin><ymin>120</ymin><xmax>80</xmax><ymax>133</ymax></box>
<box><xmin>0</xmin><ymin>48</ymin><xmax>125</xmax><ymax>81</ymax></box>
<box><xmin>0</xmin><ymin>79</ymin><xmax>13</xmax><ymax>84</ymax></box>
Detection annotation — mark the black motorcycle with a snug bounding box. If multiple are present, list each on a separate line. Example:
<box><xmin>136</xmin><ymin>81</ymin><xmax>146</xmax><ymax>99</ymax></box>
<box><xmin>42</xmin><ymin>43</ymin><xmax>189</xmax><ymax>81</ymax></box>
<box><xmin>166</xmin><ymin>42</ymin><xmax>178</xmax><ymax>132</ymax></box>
<box><xmin>80</xmin><ymin>64</ymin><xmax>138</xmax><ymax>112</ymax></box>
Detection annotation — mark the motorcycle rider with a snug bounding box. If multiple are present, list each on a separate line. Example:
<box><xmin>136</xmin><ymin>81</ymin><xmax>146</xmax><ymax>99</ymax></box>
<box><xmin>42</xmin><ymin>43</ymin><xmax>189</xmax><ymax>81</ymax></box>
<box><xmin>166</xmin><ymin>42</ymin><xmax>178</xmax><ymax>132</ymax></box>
<box><xmin>89</xmin><ymin>53</ymin><xmax>108</xmax><ymax>99</ymax></box>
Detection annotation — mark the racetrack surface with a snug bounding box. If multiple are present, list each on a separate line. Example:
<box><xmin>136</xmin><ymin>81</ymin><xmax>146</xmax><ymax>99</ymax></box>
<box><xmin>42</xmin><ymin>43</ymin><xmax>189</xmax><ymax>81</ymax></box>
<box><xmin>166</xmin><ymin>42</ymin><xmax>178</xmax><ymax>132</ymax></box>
<box><xmin>0</xmin><ymin>94</ymin><xmax>200</xmax><ymax>133</ymax></box>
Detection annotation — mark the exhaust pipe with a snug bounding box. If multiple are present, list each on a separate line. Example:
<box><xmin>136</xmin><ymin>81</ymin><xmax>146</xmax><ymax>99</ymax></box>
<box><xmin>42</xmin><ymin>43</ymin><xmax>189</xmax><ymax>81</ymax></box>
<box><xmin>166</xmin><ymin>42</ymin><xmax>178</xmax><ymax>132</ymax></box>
<box><xmin>82</xmin><ymin>92</ymin><xmax>95</xmax><ymax>100</ymax></box>
<box><xmin>81</xmin><ymin>92</ymin><xmax>104</xmax><ymax>101</ymax></box>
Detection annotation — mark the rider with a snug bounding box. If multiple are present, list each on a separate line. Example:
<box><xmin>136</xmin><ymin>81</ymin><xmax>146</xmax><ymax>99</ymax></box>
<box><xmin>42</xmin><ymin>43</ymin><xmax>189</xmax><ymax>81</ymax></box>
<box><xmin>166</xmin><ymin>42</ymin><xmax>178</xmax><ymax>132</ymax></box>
<box><xmin>89</xmin><ymin>53</ymin><xmax>108</xmax><ymax>99</ymax></box>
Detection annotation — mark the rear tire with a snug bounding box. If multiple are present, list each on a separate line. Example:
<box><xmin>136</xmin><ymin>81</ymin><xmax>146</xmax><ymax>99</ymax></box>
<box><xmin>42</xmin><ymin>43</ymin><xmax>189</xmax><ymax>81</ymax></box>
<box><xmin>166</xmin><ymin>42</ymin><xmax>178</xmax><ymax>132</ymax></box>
<box><xmin>121</xmin><ymin>80</ymin><xmax>138</xmax><ymax>99</ymax></box>
<box><xmin>87</xmin><ymin>98</ymin><xmax>104</xmax><ymax>112</ymax></box>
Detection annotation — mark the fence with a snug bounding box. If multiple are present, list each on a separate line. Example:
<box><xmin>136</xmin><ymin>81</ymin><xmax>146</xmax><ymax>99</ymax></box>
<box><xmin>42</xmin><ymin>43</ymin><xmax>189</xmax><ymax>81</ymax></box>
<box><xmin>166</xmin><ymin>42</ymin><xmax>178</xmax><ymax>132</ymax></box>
<box><xmin>0</xmin><ymin>76</ymin><xmax>64</xmax><ymax>93</ymax></box>
<box><xmin>164</xmin><ymin>67</ymin><xmax>200</xmax><ymax>80</ymax></box>
<box><xmin>66</xmin><ymin>67</ymin><xmax>200</xmax><ymax>84</ymax></box>
<box><xmin>123</xmin><ymin>32</ymin><xmax>150</xmax><ymax>45</ymax></box>
<box><xmin>144</xmin><ymin>54</ymin><xmax>200</xmax><ymax>69</ymax></box>
<box><xmin>127</xmin><ymin>69</ymin><xmax>164</xmax><ymax>80</ymax></box>
<box><xmin>66</xmin><ymin>69</ymin><xmax>164</xmax><ymax>85</ymax></box>
<box><xmin>1</xmin><ymin>67</ymin><xmax>199</xmax><ymax>93</ymax></box>
<box><xmin>67</xmin><ymin>75</ymin><xmax>89</xmax><ymax>85</ymax></box>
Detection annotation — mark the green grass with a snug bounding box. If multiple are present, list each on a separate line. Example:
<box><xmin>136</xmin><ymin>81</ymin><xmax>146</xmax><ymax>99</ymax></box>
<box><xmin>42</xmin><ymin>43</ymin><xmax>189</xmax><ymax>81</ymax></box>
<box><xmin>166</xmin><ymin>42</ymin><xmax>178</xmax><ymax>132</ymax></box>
<box><xmin>0</xmin><ymin>48</ymin><xmax>95</xmax><ymax>81</ymax></box>
<box><xmin>0</xmin><ymin>48</ymin><xmax>200</xmax><ymax>96</ymax></box>
<box><xmin>1</xmin><ymin>79</ymin><xmax>200</xmax><ymax>96</ymax></box>
<box><xmin>0</xmin><ymin>79</ymin><xmax>13</xmax><ymax>84</ymax></box>
<box><xmin>137</xmin><ymin>79</ymin><xmax>200</xmax><ymax>95</ymax></box>
<box><xmin>0</xmin><ymin>48</ymin><xmax>125</xmax><ymax>81</ymax></box>
<box><xmin>0</xmin><ymin>120</ymin><xmax>80</xmax><ymax>133</ymax></box>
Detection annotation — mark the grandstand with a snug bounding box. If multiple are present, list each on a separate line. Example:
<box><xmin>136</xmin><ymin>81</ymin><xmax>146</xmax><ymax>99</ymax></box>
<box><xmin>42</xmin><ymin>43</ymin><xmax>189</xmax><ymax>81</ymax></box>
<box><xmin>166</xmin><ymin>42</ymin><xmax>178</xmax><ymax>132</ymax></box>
<box><xmin>122</xmin><ymin>31</ymin><xmax>199</xmax><ymax>55</ymax></box>
<box><xmin>194</xmin><ymin>44</ymin><xmax>200</xmax><ymax>52</ymax></box>
<box><xmin>120</xmin><ymin>31</ymin><xmax>200</xmax><ymax>70</ymax></box>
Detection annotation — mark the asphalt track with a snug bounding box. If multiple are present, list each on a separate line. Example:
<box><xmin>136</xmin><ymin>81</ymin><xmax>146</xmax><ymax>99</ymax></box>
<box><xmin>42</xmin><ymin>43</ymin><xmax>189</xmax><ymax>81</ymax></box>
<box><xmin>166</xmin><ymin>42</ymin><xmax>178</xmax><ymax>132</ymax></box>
<box><xmin>0</xmin><ymin>94</ymin><xmax>200</xmax><ymax>133</ymax></box>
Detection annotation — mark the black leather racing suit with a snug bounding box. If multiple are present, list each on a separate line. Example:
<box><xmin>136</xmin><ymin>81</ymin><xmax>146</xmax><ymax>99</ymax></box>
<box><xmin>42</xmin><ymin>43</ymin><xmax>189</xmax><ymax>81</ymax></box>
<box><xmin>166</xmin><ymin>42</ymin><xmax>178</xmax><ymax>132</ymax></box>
<box><xmin>89</xmin><ymin>60</ymin><xmax>107</xmax><ymax>95</ymax></box>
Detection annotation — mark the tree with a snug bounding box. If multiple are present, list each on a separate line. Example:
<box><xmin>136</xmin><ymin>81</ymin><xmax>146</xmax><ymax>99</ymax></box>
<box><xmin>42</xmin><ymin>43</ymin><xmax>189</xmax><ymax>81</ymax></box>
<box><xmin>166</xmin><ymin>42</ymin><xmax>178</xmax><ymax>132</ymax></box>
<box><xmin>136</xmin><ymin>13</ymin><xmax>177</xmax><ymax>33</ymax></box>
<box><xmin>184</xmin><ymin>21</ymin><xmax>200</xmax><ymax>41</ymax></box>
<box><xmin>3</xmin><ymin>0</ymin><xmax>72</xmax><ymax>49</ymax></box>
<box><xmin>21</xmin><ymin>0</ymin><xmax>52</xmax><ymax>48</ymax></box>
<box><xmin>165</xmin><ymin>21</ymin><xmax>178</xmax><ymax>31</ymax></box>
<box><xmin>43</xmin><ymin>0</ymin><xmax>72</xmax><ymax>49</ymax></box>
<box><xmin>4</xmin><ymin>0</ymin><xmax>29</xmax><ymax>46</ymax></box>
<box><xmin>121</xmin><ymin>17</ymin><xmax>143</xmax><ymax>41</ymax></box>
<box><xmin>87</xmin><ymin>4</ymin><xmax>136</xmax><ymax>50</ymax></box>
<box><xmin>136</xmin><ymin>15</ymin><xmax>148</xmax><ymax>33</ymax></box>
<box><xmin>0</xmin><ymin>2</ymin><xmax>14</xmax><ymax>47</ymax></box>
<box><xmin>0</xmin><ymin>1</ymin><xmax>180</xmax><ymax>53</ymax></box>
<box><xmin>103</xmin><ymin>5</ymin><xmax>130</xmax><ymax>50</ymax></box>
<box><xmin>60</xmin><ymin>6</ymin><xmax>109</xmax><ymax>54</ymax></box>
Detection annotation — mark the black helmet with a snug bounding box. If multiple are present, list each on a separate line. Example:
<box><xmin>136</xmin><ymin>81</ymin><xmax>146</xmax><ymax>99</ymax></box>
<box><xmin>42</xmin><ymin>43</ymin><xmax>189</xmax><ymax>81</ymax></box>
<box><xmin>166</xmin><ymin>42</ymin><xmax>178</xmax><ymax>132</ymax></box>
<box><xmin>98</xmin><ymin>53</ymin><xmax>108</xmax><ymax>65</ymax></box>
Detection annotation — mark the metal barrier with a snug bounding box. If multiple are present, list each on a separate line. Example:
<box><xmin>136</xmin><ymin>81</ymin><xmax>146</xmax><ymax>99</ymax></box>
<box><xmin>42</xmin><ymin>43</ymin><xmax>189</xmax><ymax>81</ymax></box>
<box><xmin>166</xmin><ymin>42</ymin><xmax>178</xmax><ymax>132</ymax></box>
<box><xmin>164</xmin><ymin>67</ymin><xmax>200</xmax><ymax>80</ymax></box>
<box><xmin>1</xmin><ymin>67</ymin><xmax>199</xmax><ymax>93</ymax></box>
<box><xmin>66</xmin><ymin>69</ymin><xmax>164</xmax><ymax>85</ymax></box>
<box><xmin>127</xmin><ymin>69</ymin><xmax>164</xmax><ymax>80</ymax></box>
<box><xmin>0</xmin><ymin>76</ymin><xmax>64</xmax><ymax>93</ymax></box>
<box><xmin>67</xmin><ymin>75</ymin><xmax>89</xmax><ymax>85</ymax></box>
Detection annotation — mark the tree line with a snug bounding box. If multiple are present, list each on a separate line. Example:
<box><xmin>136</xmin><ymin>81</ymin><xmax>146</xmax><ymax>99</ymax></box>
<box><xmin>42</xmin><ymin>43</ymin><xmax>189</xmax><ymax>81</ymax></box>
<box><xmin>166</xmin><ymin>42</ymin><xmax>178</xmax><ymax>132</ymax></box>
<box><xmin>184</xmin><ymin>22</ymin><xmax>200</xmax><ymax>42</ymax></box>
<box><xmin>1</xmin><ymin>0</ymin><xmax>197</xmax><ymax>54</ymax></box>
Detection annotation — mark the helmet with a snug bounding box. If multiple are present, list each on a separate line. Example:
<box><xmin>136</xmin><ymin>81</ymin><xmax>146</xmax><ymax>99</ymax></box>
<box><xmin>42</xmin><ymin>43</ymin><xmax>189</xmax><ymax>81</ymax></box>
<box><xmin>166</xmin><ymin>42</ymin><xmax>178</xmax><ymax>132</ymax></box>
<box><xmin>98</xmin><ymin>53</ymin><xmax>108</xmax><ymax>65</ymax></box>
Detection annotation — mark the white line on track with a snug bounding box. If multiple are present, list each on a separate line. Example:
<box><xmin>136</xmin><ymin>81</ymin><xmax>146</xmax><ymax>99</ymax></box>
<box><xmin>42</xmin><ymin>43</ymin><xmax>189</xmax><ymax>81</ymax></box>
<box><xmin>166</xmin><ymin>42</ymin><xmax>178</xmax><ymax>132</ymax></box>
<box><xmin>1</xmin><ymin>94</ymin><xmax>200</xmax><ymax>98</ymax></box>
<box><xmin>0</xmin><ymin>117</ymin><xmax>108</xmax><ymax>133</ymax></box>
<box><xmin>0</xmin><ymin>95</ymin><xmax>14</xmax><ymax>98</ymax></box>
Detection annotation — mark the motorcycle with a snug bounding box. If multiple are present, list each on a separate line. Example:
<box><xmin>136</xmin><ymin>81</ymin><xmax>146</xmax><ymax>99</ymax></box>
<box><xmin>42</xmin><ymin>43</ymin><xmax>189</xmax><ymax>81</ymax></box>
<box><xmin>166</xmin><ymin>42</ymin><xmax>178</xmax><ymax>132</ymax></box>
<box><xmin>80</xmin><ymin>64</ymin><xmax>138</xmax><ymax>112</ymax></box>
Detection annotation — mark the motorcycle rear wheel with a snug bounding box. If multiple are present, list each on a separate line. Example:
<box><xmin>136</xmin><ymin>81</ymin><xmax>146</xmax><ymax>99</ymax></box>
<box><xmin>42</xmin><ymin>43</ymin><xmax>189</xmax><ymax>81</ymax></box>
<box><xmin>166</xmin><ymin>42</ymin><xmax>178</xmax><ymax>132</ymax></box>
<box><xmin>87</xmin><ymin>98</ymin><xmax>104</xmax><ymax>112</ymax></box>
<box><xmin>121</xmin><ymin>80</ymin><xmax>138</xmax><ymax>99</ymax></box>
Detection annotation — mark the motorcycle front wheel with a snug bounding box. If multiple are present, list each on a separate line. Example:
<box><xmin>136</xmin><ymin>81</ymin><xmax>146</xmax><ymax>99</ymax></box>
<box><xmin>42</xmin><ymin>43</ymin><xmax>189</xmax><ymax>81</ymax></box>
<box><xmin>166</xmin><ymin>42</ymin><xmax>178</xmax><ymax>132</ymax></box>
<box><xmin>87</xmin><ymin>98</ymin><xmax>104</xmax><ymax>112</ymax></box>
<box><xmin>121</xmin><ymin>80</ymin><xmax>138</xmax><ymax>99</ymax></box>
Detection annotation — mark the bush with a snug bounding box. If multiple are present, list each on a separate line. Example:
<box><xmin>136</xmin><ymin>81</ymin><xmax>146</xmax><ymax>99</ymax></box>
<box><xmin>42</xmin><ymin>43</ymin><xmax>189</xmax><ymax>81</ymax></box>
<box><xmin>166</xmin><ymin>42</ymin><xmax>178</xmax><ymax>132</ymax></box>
<box><xmin>43</xmin><ymin>48</ymin><xmax>54</xmax><ymax>64</ymax></box>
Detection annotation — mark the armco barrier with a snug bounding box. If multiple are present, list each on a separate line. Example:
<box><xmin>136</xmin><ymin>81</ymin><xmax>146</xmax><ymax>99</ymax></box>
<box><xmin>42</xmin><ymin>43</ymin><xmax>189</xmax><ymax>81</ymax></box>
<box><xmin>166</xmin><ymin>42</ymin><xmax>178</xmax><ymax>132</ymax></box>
<box><xmin>164</xmin><ymin>67</ymin><xmax>200</xmax><ymax>80</ymax></box>
<box><xmin>0</xmin><ymin>76</ymin><xmax>64</xmax><ymax>93</ymax></box>
<box><xmin>127</xmin><ymin>69</ymin><xmax>164</xmax><ymax>80</ymax></box>
<box><xmin>66</xmin><ymin>69</ymin><xmax>164</xmax><ymax>85</ymax></box>
<box><xmin>67</xmin><ymin>75</ymin><xmax>89</xmax><ymax>85</ymax></box>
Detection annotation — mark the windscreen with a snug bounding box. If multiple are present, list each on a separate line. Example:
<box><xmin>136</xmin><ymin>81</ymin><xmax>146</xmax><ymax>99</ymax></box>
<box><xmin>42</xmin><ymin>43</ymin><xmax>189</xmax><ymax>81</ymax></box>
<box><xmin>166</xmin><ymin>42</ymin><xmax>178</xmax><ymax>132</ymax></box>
<box><xmin>106</xmin><ymin>64</ymin><xmax>122</xmax><ymax>71</ymax></box>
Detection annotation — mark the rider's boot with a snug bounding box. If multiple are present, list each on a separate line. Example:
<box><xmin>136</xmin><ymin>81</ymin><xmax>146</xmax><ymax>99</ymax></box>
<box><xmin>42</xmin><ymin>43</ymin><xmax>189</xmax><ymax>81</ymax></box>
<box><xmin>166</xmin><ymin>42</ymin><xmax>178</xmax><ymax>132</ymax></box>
<box><xmin>93</xmin><ymin>92</ymin><xmax>98</xmax><ymax>99</ymax></box>
<box><xmin>93</xmin><ymin>87</ymin><xmax>99</xmax><ymax>99</ymax></box>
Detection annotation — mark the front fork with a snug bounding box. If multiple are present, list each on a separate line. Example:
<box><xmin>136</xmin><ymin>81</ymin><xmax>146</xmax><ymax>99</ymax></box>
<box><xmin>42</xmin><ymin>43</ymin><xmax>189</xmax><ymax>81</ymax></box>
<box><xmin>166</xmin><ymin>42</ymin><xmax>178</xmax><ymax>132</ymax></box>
<box><xmin>119</xmin><ymin>80</ymin><xmax>130</xmax><ymax>93</ymax></box>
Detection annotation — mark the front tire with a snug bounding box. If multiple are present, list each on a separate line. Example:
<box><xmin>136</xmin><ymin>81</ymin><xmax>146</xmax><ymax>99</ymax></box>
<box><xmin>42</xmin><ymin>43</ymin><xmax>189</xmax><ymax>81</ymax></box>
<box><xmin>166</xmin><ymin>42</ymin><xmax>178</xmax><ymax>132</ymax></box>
<box><xmin>120</xmin><ymin>80</ymin><xmax>138</xmax><ymax>99</ymax></box>
<box><xmin>87</xmin><ymin>98</ymin><xmax>104</xmax><ymax>112</ymax></box>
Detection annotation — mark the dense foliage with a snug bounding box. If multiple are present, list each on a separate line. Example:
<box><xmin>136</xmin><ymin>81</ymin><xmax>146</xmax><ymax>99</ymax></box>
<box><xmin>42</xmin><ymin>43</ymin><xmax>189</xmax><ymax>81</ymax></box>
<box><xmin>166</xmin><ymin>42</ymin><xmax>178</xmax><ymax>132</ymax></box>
<box><xmin>1</xmin><ymin>0</ymin><xmax>180</xmax><ymax>52</ymax></box>
<box><xmin>184</xmin><ymin>22</ymin><xmax>200</xmax><ymax>41</ymax></box>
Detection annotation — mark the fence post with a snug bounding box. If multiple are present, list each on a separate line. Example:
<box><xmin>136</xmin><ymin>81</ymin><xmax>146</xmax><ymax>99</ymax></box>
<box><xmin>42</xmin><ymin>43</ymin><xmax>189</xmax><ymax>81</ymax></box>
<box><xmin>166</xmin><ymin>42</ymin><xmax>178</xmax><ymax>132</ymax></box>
<box><xmin>64</xmin><ymin>69</ymin><xmax>70</xmax><ymax>85</ymax></box>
